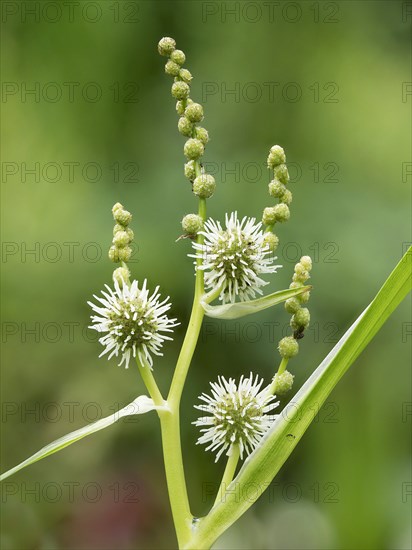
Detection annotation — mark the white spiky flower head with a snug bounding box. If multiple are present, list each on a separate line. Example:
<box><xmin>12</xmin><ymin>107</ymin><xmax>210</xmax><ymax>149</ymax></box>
<box><xmin>191</xmin><ymin>212</ymin><xmax>282</xmax><ymax>304</ymax></box>
<box><xmin>193</xmin><ymin>373</ymin><xmax>279</xmax><ymax>461</ymax></box>
<box><xmin>88</xmin><ymin>279</ymin><xmax>179</xmax><ymax>369</ymax></box>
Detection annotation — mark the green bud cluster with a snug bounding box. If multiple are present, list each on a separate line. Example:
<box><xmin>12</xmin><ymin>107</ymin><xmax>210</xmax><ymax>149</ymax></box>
<box><xmin>285</xmin><ymin>255</ymin><xmax>313</xmax><ymax>336</ymax></box>
<box><xmin>193</xmin><ymin>173</ymin><xmax>216</xmax><ymax>198</ymax></box>
<box><xmin>278</xmin><ymin>336</ymin><xmax>299</xmax><ymax>358</ymax></box>
<box><xmin>108</xmin><ymin>203</ymin><xmax>134</xmax><ymax>264</ymax></box>
<box><xmin>273</xmin><ymin>255</ymin><xmax>313</xmax><ymax>395</ymax></box>
<box><xmin>263</xmin><ymin>232</ymin><xmax>279</xmax><ymax>252</ymax></box>
<box><xmin>181</xmin><ymin>213</ymin><xmax>203</xmax><ymax>237</ymax></box>
<box><xmin>113</xmin><ymin>266</ymin><xmax>131</xmax><ymax>287</ymax></box>
<box><xmin>158</xmin><ymin>37</ymin><xmax>215</xmax><ymax>200</ymax></box>
<box><xmin>272</xmin><ymin>370</ymin><xmax>294</xmax><ymax>396</ymax></box>
<box><xmin>262</xmin><ymin>145</ymin><xmax>292</xmax><ymax>253</ymax></box>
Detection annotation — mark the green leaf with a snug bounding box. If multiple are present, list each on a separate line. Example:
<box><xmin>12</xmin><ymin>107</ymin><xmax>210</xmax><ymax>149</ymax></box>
<box><xmin>201</xmin><ymin>286</ymin><xmax>311</xmax><ymax>319</ymax></box>
<box><xmin>188</xmin><ymin>247</ymin><xmax>411</xmax><ymax>550</ymax></box>
<box><xmin>0</xmin><ymin>395</ymin><xmax>165</xmax><ymax>482</ymax></box>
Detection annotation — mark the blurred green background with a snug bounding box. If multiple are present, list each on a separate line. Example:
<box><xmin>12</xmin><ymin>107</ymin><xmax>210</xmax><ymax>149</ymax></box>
<box><xmin>1</xmin><ymin>1</ymin><xmax>411</xmax><ymax>549</ymax></box>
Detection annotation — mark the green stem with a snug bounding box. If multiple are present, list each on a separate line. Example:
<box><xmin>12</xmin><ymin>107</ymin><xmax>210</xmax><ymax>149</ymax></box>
<box><xmin>159</xmin><ymin>413</ymin><xmax>192</xmax><ymax>547</ymax></box>
<box><xmin>136</xmin><ymin>355</ymin><xmax>165</xmax><ymax>407</ymax></box>
<box><xmin>202</xmin><ymin>283</ymin><xmax>223</xmax><ymax>305</ymax></box>
<box><xmin>159</xmin><ymin>195</ymin><xmax>207</xmax><ymax>548</ymax></box>
<box><xmin>168</xmin><ymin>196</ymin><xmax>206</xmax><ymax>406</ymax></box>
<box><xmin>277</xmin><ymin>356</ymin><xmax>288</xmax><ymax>375</ymax></box>
<box><xmin>213</xmin><ymin>445</ymin><xmax>240</xmax><ymax>508</ymax></box>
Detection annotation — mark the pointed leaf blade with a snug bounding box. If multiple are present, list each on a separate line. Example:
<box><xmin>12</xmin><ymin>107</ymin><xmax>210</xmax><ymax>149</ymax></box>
<box><xmin>201</xmin><ymin>286</ymin><xmax>311</xmax><ymax>319</ymax></box>
<box><xmin>0</xmin><ymin>395</ymin><xmax>163</xmax><ymax>482</ymax></box>
<box><xmin>189</xmin><ymin>247</ymin><xmax>411</xmax><ymax>549</ymax></box>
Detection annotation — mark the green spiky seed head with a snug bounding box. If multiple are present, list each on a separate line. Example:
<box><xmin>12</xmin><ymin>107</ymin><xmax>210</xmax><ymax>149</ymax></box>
<box><xmin>195</xmin><ymin>127</ymin><xmax>209</xmax><ymax>144</ymax></box>
<box><xmin>158</xmin><ymin>37</ymin><xmax>176</xmax><ymax>56</ymax></box>
<box><xmin>113</xmin><ymin>223</ymin><xmax>125</xmax><ymax>235</ymax></box>
<box><xmin>113</xmin><ymin>266</ymin><xmax>130</xmax><ymax>286</ymax></box>
<box><xmin>178</xmin><ymin>116</ymin><xmax>194</xmax><ymax>137</ymax></box>
<box><xmin>182</xmin><ymin>214</ymin><xmax>203</xmax><ymax>235</ymax></box>
<box><xmin>263</xmin><ymin>232</ymin><xmax>279</xmax><ymax>252</ymax></box>
<box><xmin>176</xmin><ymin>101</ymin><xmax>186</xmax><ymax>115</ymax></box>
<box><xmin>179</xmin><ymin>68</ymin><xmax>193</xmax><ymax>83</ymax></box>
<box><xmin>112</xmin><ymin>202</ymin><xmax>123</xmax><ymax>214</ymax></box>
<box><xmin>108</xmin><ymin>246</ymin><xmax>120</xmax><ymax>263</ymax></box>
<box><xmin>165</xmin><ymin>60</ymin><xmax>180</xmax><ymax>76</ymax></box>
<box><xmin>273</xmin><ymin>371</ymin><xmax>294</xmax><ymax>396</ymax></box>
<box><xmin>298</xmin><ymin>290</ymin><xmax>311</xmax><ymax>303</ymax></box>
<box><xmin>184</xmin><ymin>160</ymin><xmax>197</xmax><ymax>180</ymax></box>
<box><xmin>268</xmin><ymin>179</ymin><xmax>287</xmax><ymax>198</ymax></box>
<box><xmin>184</xmin><ymin>138</ymin><xmax>204</xmax><ymax>160</ymax></box>
<box><xmin>273</xmin><ymin>164</ymin><xmax>290</xmax><ymax>184</ymax></box>
<box><xmin>193</xmin><ymin>174</ymin><xmax>216</xmax><ymax>198</ymax></box>
<box><xmin>117</xmin><ymin>246</ymin><xmax>132</xmax><ymax>263</ymax></box>
<box><xmin>273</xmin><ymin>203</ymin><xmax>290</xmax><ymax>223</ymax></box>
<box><xmin>300</xmin><ymin>255</ymin><xmax>312</xmax><ymax>271</ymax></box>
<box><xmin>171</xmin><ymin>81</ymin><xmax>190</xmax><ymax>100</ymax></box>
<box><xmin>113</xmin><ymin>231</ymin><xmax>131</xmax><ymax>248</ymax></box>
<box><xmin>185</xmin><ymin>102</ymin><xmax>204</xmax><ymax>122</ymax></box>
<box><xmin>170</xmin><ymin>49</ymin><xmax>185</xmax><ymax>65</ymax></box>
<box><xmin>278</xmin><ymin>336</ymin><xmax>299</xmax><ymax>358</ymax></box>
<box><xmin>267</xmin><ymin>145</ymin><xmax>286</xmax><ymax>169</ymax></box>
<box><xmin>262</xmin><ymin>206</ymin><xmax>277</xmax><ymax>226</ymax></box>
<box><xmin>280</xmin><ymin>189</ymin><xmax>293</xmax><ymax>205</ymax></box>
<box><xmin>285</xmin><ymin>297</ymin><xmax>301</xmax><ymax>314</ymax></box>
<box><xmin>291</xmin><ymin>308</ymin><xmax>310</xmax><ymax>330</ymax></box>
<box><xmin>293</xmin><ymin>263</ymin><xmax>310</xmax><ymax>283</ymax></box>
<box><xmin>112</xmin><ymin>204</ymin><xmax>132</xmax><ymax>226</ymax></box>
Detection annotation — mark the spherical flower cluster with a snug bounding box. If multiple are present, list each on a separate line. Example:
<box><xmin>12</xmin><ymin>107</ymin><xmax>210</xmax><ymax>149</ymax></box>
<box><xmin>193</xmin><ymin>374</ymin><xmax>279</xmax><ymax>461</ymax></box>
<box><xmin>262</xmin><ymin>204</ymin><xmax>290</xmax><ymax>225</ymax></box>
<box><xmin>267</xmin><ymin>145</ymin><xmax>286</xmax><ymax>168</ymax></box>
<box><xmin>88</xmin><ymin>278</ymin><xmax>179</xmax><ymax>369</ymax></box>
<box><xmin>113</xmin><ymin>266</ymin><xmax>130</xmax><ymax>286</ymax></box>
<box><xmin>195</xmin><ymin>127</ymin><xmax>209</xmax><ymax>144</ymax></box>
<box><xmin>191</xmin><ymin>212</ymin><xmax>282</xmax><ymax>304</ymax></box>
<box><xmin>291</xmin><ymin>307</ymin><xmax>310</xmax><ymax>331</ymax></box>
<box><xmin>193</xmin><ymin>173</ymin><xmax>216</xmax><ymax>198</ymax></box>
<box><xmin>108</xmin><ymin>203</ymin><xmax>134</xmax><ymax>264</ymax></box>
<box><xmin>278</xmin><ymin>336</ymin><xmax>299</xmax><ymax>358</ymax></box>
<box><xmin>182</xmin><ymin>213</ymin><xmax>203</xmax><ymax>236</ymax></box>
<box><xmin>158</xmin><ymin>37</ymin><xmax>176</xmax><ymax>56</ymax></box>
<box><xmin>263</xmin><ymin>232</ymin><xmax>279</xmax><ymax>252</ymax></box>
<box><xmin>184</xmin><ymin>138</ymin><xmax>204</xmax><ymax>160</ymax></box>
<box><xmin>158</xmin><ymin>36</ymin><xmax>215</xmax><ymax>199</ymax></box>
<box><xmin>272</xmin><ymin>371</ymin><xmax>294</xmax><ymax>396</ymax></box>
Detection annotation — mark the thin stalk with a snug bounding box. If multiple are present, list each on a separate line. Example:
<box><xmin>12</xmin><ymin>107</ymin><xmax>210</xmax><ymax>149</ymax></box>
<box><xmin>168</xmin><ymin>196</ymin><xmax>206</xmax><ymax>406</ymax></box>
<box><xmin>202</xmin><ymin>283</ymin><xmax>224</xmax><ymax>305</ymax></box>
<box><xmin>213</xmin><ymin>445</ymin><xmax>240</xmax><ymax>508</ymax></box>
<box><xmin>159</xmin><ymin>413</ymin><xmax>192</xmax><ymax>546</ymax></box>
<box><xmin>135</xmin><ymin>356</ymin><xmax>165</xmax><ymax>407</ymax></box>
<box><xmin>159</xmin><ymin>194</ymin><xmax>207</xmax><ymax>547</ymax></box>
